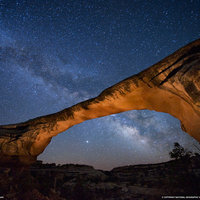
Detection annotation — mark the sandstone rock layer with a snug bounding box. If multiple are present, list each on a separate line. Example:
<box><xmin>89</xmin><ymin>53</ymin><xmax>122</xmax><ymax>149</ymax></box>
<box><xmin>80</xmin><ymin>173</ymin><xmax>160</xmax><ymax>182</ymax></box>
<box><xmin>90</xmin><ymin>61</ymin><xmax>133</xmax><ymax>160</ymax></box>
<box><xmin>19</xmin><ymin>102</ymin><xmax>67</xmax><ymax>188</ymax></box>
<box><xmin>0</xmin><ymin>38</ymin><xmax>200</xmax><ymax>165</ymax></box>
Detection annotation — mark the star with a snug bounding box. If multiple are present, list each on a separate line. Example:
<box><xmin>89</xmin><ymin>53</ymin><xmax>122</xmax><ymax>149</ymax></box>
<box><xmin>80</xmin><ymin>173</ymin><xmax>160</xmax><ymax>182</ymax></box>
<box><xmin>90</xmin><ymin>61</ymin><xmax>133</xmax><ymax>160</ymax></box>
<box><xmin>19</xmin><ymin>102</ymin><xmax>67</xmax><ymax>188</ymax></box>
<box><xmin>0</xmin><ymin>0</ymin><xmax>199</xmax><ymax>170</ymax></box>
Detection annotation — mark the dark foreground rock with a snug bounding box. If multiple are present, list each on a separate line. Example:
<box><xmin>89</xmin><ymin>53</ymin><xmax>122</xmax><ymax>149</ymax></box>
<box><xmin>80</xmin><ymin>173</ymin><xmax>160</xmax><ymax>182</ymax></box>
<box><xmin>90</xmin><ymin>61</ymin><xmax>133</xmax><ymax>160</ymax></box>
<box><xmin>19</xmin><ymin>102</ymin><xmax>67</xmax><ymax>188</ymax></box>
<box><xmin>0</xmin><ymin>156</ymin><xmax>200</xmax><ymax>200</ymax></box>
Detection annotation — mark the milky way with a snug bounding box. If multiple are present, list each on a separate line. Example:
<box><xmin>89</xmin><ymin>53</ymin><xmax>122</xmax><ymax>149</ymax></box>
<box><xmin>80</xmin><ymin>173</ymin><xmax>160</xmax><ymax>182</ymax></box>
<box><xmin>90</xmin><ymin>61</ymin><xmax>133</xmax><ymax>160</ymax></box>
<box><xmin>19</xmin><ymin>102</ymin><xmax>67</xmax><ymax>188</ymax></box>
<box><xmin>0</xmin><ymin>0</ymin><xmax>200</xmax><ymax>170</ymax></box>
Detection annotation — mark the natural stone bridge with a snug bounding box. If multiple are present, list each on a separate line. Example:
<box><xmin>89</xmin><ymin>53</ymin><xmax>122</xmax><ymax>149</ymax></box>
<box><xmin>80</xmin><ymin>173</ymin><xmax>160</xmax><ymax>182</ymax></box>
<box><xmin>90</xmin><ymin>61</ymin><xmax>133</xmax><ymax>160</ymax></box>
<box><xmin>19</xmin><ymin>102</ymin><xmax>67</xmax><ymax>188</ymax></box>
<box><xmin>0</xmin><ymin>38</ymin><xmax>200</xmax><ymax>165</ymax></box>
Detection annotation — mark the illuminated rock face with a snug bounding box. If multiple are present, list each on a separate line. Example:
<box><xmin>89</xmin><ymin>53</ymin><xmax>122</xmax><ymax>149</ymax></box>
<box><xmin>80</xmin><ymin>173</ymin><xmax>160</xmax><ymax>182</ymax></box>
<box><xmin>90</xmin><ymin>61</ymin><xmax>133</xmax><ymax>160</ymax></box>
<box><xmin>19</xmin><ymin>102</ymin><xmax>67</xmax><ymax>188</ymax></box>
<box><xmin>0</xmin><ymin>39</ymin><xmax>200</xmax><ymax>165</ymax></box>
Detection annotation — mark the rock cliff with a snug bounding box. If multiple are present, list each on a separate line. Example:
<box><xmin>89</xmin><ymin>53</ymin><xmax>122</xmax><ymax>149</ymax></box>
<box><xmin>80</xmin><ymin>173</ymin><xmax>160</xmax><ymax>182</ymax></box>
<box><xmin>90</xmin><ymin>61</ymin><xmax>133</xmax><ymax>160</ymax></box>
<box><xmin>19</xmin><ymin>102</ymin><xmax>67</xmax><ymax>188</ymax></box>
<box><xmin>0</xmin><ymin>38</ymin><xmax>200</xmax><ymax>165</ymax></box>
<box><xmin>1</xmin><ymin>156</ymin><xmax>200</xmax><ymax>199</ymax></box>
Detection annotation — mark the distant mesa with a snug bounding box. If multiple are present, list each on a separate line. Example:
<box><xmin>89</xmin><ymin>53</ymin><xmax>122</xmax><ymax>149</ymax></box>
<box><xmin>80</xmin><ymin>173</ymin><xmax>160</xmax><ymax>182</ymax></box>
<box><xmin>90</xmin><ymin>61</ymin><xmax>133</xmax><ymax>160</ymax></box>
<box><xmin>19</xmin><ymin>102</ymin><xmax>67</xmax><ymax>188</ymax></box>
<box><xmin>0</xmin><ymin>38</ymin><xmax>200</xmax><ymax>165</ymax></box>
<box><xmin>5</xmin><ymin>158</ymin><xmax>200</xmax><ymax>199</ymax></box>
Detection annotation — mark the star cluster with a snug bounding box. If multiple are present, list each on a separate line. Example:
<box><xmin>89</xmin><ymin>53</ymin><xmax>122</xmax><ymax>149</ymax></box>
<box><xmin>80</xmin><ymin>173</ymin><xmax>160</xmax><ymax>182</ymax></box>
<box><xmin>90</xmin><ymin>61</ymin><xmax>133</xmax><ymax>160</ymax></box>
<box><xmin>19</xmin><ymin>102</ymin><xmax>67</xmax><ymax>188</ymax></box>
<box><xmin>0</xmin><ymin>0</ymin><xmax>200</xmax><ymax>170</ymax></box>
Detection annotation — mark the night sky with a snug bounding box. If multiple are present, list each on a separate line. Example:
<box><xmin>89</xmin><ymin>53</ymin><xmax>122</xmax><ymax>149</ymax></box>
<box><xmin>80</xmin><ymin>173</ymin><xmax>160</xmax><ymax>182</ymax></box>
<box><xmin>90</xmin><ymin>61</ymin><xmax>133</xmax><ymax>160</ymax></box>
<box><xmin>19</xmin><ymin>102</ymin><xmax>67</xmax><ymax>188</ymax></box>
<box><xmin>0</xmin><ymin>0</ymin><xmax>200</xmax><ymax>170</ymax></box>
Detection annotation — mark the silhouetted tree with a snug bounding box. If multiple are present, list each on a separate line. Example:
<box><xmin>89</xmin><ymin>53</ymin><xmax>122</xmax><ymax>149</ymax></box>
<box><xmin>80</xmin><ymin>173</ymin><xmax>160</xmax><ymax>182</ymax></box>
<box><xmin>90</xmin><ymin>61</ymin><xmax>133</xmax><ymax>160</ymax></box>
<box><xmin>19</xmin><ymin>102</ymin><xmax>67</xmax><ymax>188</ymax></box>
<box><xmin>168</xmin><ymin>142</ymin><xmax>200</xmax><ymax>195</ymax></box>
<box><xmin>169</xmin><ymin>142</ymin><xmax>193</xmax><ymax>160</ymax></box>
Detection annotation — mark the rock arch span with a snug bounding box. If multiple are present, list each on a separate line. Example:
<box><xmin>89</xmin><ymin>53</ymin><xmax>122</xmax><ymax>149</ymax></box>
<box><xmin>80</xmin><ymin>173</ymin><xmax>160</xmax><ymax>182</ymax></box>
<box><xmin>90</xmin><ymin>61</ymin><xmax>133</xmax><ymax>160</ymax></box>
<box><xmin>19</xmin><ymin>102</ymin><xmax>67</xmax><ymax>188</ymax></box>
<box><xmin>0</xmin><ymin>38</ymin><xmax>200</xmax><ymax>165</ymax></box>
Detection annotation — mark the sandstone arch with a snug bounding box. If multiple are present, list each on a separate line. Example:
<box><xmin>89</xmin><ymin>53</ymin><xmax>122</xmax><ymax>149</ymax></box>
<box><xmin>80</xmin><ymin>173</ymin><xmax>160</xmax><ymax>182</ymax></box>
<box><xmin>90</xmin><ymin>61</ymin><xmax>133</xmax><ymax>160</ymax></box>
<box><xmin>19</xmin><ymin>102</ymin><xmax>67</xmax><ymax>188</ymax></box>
<box><xmin>0</xmin><ymin>38</ymin><xmax>200</xmax><ymax>165</ymax></box>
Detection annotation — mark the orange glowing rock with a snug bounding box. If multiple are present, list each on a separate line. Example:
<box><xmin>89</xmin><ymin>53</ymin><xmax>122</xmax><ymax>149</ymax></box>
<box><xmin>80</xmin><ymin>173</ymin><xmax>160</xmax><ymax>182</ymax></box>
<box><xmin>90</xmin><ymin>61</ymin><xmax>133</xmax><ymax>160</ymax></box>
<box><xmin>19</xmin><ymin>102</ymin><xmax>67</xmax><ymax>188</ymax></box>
<box><xmin>0</xmin><ymin>38</ymin><xmax>200</xmax><ymax>165</ymax></box>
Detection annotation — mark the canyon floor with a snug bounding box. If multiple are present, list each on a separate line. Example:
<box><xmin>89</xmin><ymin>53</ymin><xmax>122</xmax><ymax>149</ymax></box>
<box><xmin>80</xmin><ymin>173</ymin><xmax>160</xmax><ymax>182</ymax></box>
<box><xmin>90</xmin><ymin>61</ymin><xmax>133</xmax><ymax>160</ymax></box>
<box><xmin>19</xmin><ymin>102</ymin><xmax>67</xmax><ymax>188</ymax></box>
<box><xmin>0</xmin><ymin>156</ymin><xmax>200</xmax><ymax>200</ymax></box>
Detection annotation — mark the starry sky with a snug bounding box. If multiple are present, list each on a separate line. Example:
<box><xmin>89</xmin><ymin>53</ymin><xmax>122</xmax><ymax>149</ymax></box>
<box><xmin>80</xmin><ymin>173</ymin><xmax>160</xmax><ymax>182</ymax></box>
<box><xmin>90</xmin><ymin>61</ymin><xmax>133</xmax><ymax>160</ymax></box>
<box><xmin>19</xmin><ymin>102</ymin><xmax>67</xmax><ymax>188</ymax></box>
<box><xmin>0</xmin><ymin>0</ymin><xmax>200</xmax><ymax>170</ymax></box>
